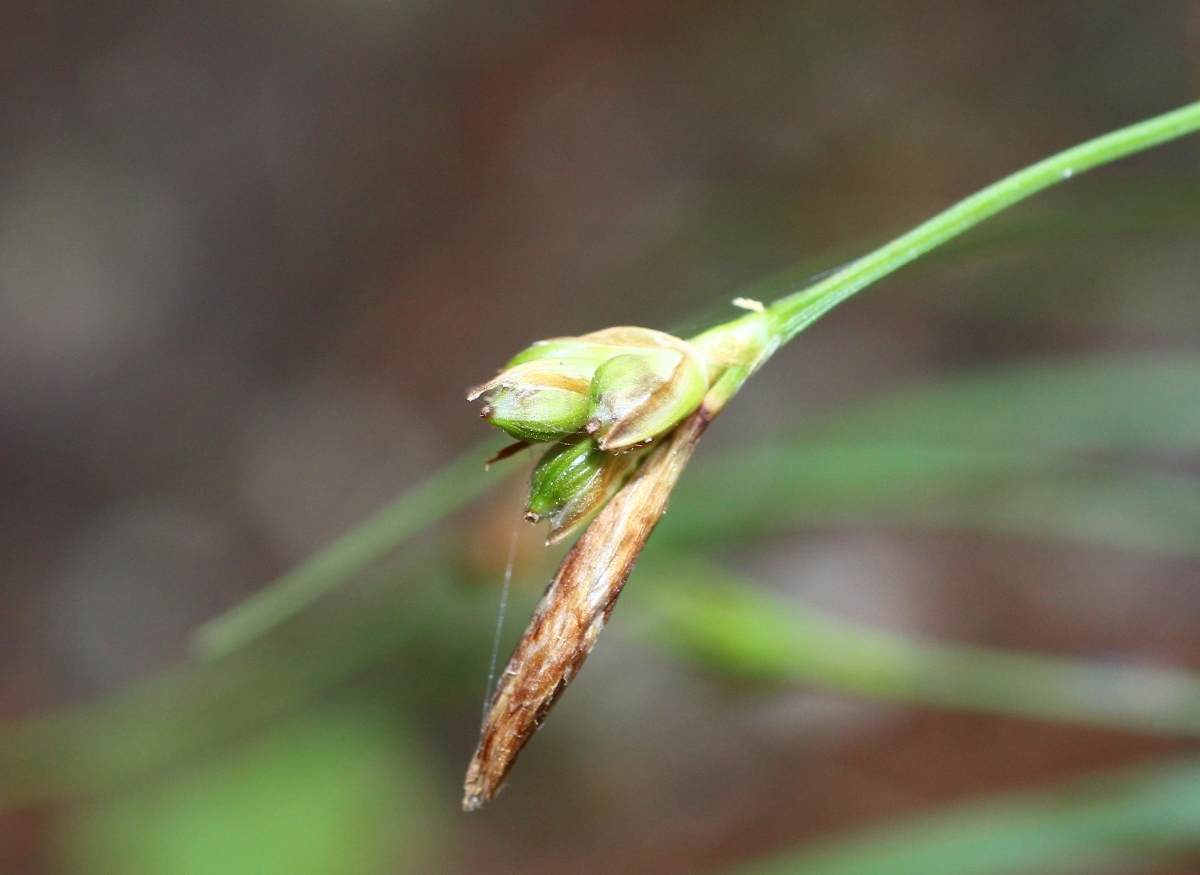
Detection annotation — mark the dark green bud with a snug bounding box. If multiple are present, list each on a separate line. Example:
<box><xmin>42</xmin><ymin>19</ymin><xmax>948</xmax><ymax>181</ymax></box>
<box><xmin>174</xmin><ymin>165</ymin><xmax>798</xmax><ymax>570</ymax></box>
<box><xmin>526</xmin><ymin>438</ymin><xmax>638</xmax><ymax>544</ymax></box>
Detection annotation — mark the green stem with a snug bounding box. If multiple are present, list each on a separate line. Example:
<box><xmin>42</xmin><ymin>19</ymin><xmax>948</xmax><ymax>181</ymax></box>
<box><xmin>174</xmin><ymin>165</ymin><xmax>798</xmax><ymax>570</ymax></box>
<box><xmin>763</xmin><ymin>99</ymin><xmax>1200</xmax><ymax>345</ymax></box>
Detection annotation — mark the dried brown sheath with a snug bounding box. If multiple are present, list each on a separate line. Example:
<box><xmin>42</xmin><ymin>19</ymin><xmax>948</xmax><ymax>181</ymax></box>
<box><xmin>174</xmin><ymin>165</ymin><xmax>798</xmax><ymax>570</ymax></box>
<box><xmin>462</xmin><ymin>409</ymin><xmax>710</xmax><ymax>810</ymax></box>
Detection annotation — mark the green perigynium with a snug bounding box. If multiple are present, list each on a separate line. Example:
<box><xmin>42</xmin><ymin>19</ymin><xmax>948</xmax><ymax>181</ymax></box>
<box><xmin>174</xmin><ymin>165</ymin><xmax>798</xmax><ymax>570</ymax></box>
<box><xmin>468</xmin><ymin>316</ymin><xmax>772</xmax><ymax>542</ymax></box>
<box><xmin>586</xmin><ymin>346</ymin><xmax>709</xmax><ymax>451</ymax></box>
<box><xmin>525</xmin><ymin>436</ymin><xmax>641</xmax><ymax>543</ymax></box>
<box><xmin>467</xmin><ymin>358</ymin><xmax>595</xmax><ymax>442</ymax></box>
<box><xmin>469</xmin><ymin>326</ymin><xmax>716</xmax><ymax>449</ymax></box>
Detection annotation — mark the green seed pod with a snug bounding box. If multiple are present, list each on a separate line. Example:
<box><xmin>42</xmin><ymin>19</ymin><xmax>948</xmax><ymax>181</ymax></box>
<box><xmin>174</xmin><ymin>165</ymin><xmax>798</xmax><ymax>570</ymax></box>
<box><xmin>471</xmin><ymin>325</ymin><xmax>715</xmax><ymax>447</ymax></box>
<box><xmin>468</xmin><ymin>358</ymin><xmax>595</xmax><ymax>442</ymax></box>
<box><xmin>526</xmin><ymin>438</ymin><xmax>605</xmax><ymax>520</ymax></box>
<box><xmin>586</xmin><ymin>346</ymin><xmax>709</xmax><ymax>451</ymax></box>
<box><xmin>526</xmin><ymin>438</ymin><xmax>638</xmax><ymax>544</ymax></box>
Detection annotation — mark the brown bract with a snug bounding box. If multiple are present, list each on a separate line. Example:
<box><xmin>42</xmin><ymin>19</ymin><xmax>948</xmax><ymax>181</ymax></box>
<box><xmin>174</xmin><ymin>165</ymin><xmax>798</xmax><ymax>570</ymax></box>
<box><xmin>462</xmin><ymin>407</ymin><xmax>711</xmax><ymax>811</ymax></box>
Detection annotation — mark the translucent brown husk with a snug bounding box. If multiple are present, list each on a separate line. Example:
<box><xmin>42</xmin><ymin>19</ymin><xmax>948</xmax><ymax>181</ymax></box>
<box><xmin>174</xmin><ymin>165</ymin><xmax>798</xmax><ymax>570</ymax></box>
<box><xmin>462</xmin><ymin>409</ymin><xmax>710</xmax><ymax>810</ymax></box>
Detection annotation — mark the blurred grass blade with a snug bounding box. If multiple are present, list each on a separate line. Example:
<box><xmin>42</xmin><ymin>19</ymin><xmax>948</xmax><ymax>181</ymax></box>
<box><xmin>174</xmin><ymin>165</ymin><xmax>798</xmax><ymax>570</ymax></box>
<box><xmin>662</xmin><ymin>354</ymin><xmax>1200</xmax><ymax>556</ymax></box>
<box><xmin>811</xmin><ymin>353</ymin><xmax>1200</xmax><ymax>452</ymax></box>
<box><xmin>663</xmin><ymin>442</ymin><xmax>1200</xmax><ymax>557</ymax></box>
<box><xmin>730</xmin><ymin>756</ymin><xmax>1200</xmax><ymax>875</ymax></box>
<box><xmin>663</xmin><ymin>443</ymin><xmax>1048</xmax><ymax>545</ymax></box>
<box><xmin>193</xmin><ymin>436</ymin><xmax>508</xmax><ymax>660</ymax></box>
<box><xmin>894</xmin><ymin>467</ymin><xmax>1200</xmax><ymax>558</ymax></box>
<box><xmin>638</xmin><ymin>563</ymin><xmax>1200</xmax><ymax>736</ymax></box>
<box><xmin>53</xmin><ymin>708</ymin><xmax>435</xmax><ymax>875</ymax></box>
<box><xmin>0</xmin><ymin>548</ymin><xmax>514</xmax><ymax>808</ymax></box>
<box><xmin>0</xmin><ymin>608</ymin><xmax>387</xmax><ymax>808</ymax></box>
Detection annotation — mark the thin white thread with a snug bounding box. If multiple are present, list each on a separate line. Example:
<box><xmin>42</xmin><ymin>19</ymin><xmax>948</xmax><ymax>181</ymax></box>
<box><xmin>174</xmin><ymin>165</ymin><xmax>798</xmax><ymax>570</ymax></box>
<box><xmin>480</xmin><ymin>505</ymin><xmax>521</xmax><ymax>734</ymax></box>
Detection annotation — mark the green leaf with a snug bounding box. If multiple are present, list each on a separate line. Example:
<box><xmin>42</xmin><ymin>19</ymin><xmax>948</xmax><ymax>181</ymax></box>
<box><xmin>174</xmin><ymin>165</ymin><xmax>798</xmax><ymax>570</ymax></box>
<box><xmin>663</xmin><ymin>443</ymin><xmax>1200</xmax><ymax>557</ymax></box>
<box><xmin>812</xmin><ymin>353</ymin><xmax>1200</xmax><ymax>453</ymax></box>
<box><xmin>637</xmin><ymin>564</ymin><xmax>1200</xmax><ymax>736</ymax></box>
<box><xmin>661</xmin><ymin>355</ymin><xmax>1200</xmax><ymax>556</ymax></box>
<box><xmin>53</xmin><ymin>709</ymin><xmax>434</xmax><ymax>875</ymax></box>
<box><xmin>728</xmin><ymin>757</ymin><xmax>1200</xmax><ymax>875</ymax></box>
<box><xmin>193</xmin><ymin>436</ymin><xmax>509</xmax><ymax>660</ymax></box>
<box><xmin>0</xmin><ymin>554</ymin><xmax>497</xmax><ymax>808</ymax></box>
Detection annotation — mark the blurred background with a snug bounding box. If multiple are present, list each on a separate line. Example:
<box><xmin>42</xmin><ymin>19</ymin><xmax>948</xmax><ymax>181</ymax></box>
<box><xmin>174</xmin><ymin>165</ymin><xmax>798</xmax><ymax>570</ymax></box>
<box><xmin>1</xmin><ymin>1</ymin><xmax>1200</xmax><ymax>873</ymax></box>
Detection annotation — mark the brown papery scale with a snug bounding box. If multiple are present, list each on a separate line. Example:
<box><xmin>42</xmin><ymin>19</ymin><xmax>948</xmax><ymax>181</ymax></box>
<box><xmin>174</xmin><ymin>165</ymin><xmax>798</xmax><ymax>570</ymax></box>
<box><xmin>462</xmin><ymin>408</ymin><xmax>710</xmax><ymax>810</ymax></box>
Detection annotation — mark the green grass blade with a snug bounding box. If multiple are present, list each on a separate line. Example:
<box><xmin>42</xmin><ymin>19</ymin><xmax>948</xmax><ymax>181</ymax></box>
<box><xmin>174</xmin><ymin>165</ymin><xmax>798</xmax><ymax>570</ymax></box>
<box><xmin>662</xmin><ymin>443</ymin><xmax>1200</xmax><ymax>557</ymax></box>
<box><xmin>0</xmin><ymin>552</ymin><xmax>511</xmax><ymax>808</ymax></box>
<box><xmin>193</xmin><ymin>436</ymin><xmax>508</xmax><ymax>660</ymax></box>
<box><xmin>639</xmin><ymin>563</ymin><xmax>1200</xmax><ymax>737</ymax></box>
<box><xmin>662</xmin><ymin>354</ymin><xmax>1200</xmax><ymax>555</ymax></box>
<box><xmin>729</xmin><ymin>757</ymin><xmax>1200</xmax><ymax>875</ymax></box>
<box><xmin>811</xmin><ymin>353</ymin><xmax>1200</xmax><ymax>453</ymax></box>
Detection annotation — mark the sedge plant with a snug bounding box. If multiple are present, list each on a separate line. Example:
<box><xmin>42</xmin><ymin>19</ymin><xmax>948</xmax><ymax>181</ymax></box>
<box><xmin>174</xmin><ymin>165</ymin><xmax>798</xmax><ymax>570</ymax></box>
<box><xmin>459</xmin><ymin>98</ymin><xmax>1200</xmax><ymax>808</ymax></box>
<box><xmin>156</xmin><ymin>96</ymin><xmax>1200</xmax><ymax>813</ymax></box>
